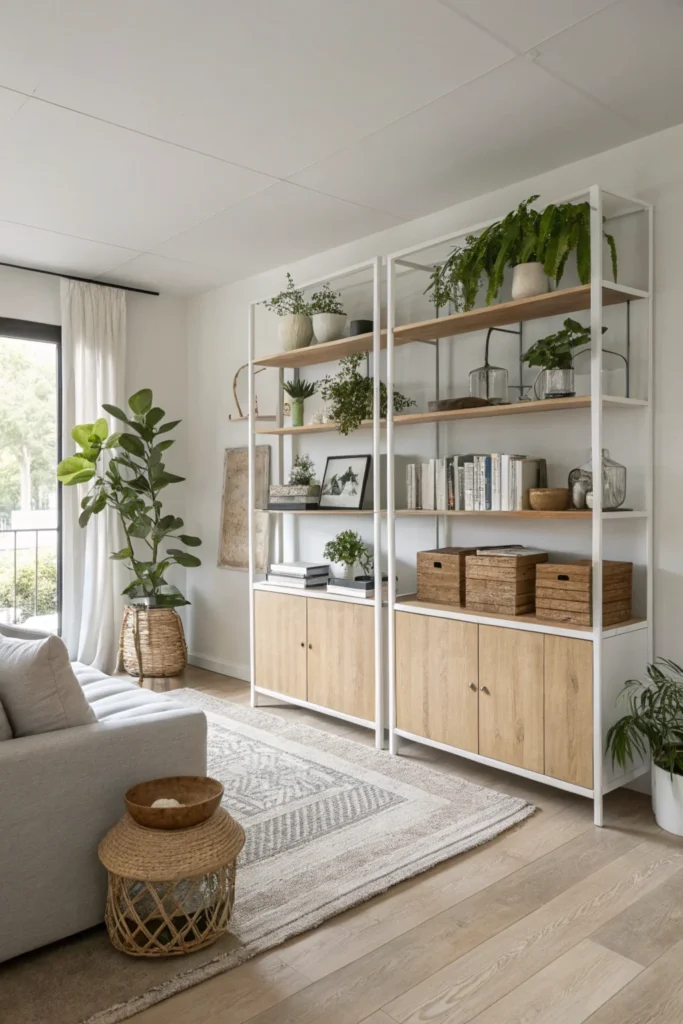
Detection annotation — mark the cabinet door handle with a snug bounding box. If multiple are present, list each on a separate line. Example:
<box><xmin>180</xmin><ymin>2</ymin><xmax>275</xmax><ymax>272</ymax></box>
<box><xmin>308</xmin><ymin>643</ymin><xmax>313</xmax><ymax>649</ymax></box>
<box><xmin>468</xmin><ymin>682</ymin><xmax>477</xmax><ymax>691</ymax></box>
<box><xmin>480</xmin><ymin>685</ymin><xmax>490</xmax><ymax>695</ymax></box>
<box><xmin>300</xmin><ymin>642</ymin><xmax>305</xmax><ymax>647</ymax></box>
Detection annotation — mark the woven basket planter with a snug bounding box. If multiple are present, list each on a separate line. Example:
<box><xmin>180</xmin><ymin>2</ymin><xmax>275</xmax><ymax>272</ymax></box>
<box><xmin>119</xmin><ymin>606</ymin><xmax>187</xmax><ymax>681</ymax></box>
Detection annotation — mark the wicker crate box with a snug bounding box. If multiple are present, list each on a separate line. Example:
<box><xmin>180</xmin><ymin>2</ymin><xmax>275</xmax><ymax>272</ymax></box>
<box><xmin>417</xmin><ymin>547</ymin><xmax>477</xmax><ymax>606</ymax></box>
<box><xmin>465</xmin><ymin>550</ymin><xmax>548</xmax><ymax>616</ymax></box>
<box><xmin>535</xmin><ymin>559</ymin><xmax>632</xmax><ymax>627</ymax></box>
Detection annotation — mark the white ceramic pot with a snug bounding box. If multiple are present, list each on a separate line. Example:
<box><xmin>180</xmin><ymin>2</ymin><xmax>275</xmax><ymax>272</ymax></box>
<box><xmin>652</xmin><ymin>763</ymin><xmax>683</xmax><ymax>836</ymax></box>
<box><xmin>279</xmin><ymin>313</ymin><xmax>313</xmax><ymax>352</ymax></box>
<box><xmin>312</xmin><ymin>312</ymin><xmax>347</xmax><ymax>344</ymax></box>
<box><xmin>331</xmin><ymin>561</ymin><xmax>354</xmax><ymax>580</ymax></box>
<box><xmin>511</xmin><ymin>262</ymin><xmax>548</xmax><ymax>301</ymax></box>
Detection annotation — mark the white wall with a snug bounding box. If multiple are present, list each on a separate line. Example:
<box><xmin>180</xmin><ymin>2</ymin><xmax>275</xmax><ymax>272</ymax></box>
<box><xmin>185</xmin><ymin>120</ymin><xmax>683</xmax><ymax>682</ymax></box>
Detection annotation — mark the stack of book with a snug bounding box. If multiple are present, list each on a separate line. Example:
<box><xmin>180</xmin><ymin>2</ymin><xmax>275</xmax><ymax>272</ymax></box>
<box><xmin>266</xmin><ymin>561</ymin><xmax>329</xmax><ymax>588</ymax></box>
<box><xmin>406</xmin><ymin>454</ymin><xmax>547</xmax><ymax>512</ymax></box>
<box><xmin>327</xmin><ymin>575</ymin><xmax>389</xmax><ymax>599</ymax></box>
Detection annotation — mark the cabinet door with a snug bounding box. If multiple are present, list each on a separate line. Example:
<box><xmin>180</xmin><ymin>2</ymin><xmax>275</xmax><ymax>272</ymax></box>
<box><xmin>396</xmin><ymin>612</ymin><xmax>478</xmax><ymax>753</ymax></box>
<box><xmin>544</xmin><ymin>635</ymin><xmax>593</xmax><ymax>788</ymax></box>
<box><xmin>307</xmin><ymin>599</ymin><xmax>375</xmax><ymax>720</ymax></box>
<box><xmin>254</xmin><ymin>590</ymin><xmax>307</xmax><ymax>700</ymax></box>
<box><xmin>479</xmin><ymin>625</ymin><xmax>544</xmax><ymax>772</ymax></box>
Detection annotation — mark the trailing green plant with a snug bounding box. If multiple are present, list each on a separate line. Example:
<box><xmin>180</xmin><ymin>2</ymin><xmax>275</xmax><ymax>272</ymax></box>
<box><xmin>57</xmin><ymin>389</ymin><xmax>201</xmax><ymax>608</ymax></box>
<box><xmin>425</xmin><ymin>221</ymin><xmax>503</xmax><ymax>312</ymax></box>
<box><xmin>323</xmin><ymin>530</ymin><xmax>372</xmax><ymax>574</ymax></box>
<box><xmin>289</xmin><ymin>454</ymin><xmax>316</xmax><ymax>486</ymax></box>
<box><xmin>606</xmin><ymin>659</ymin><xmax>683</xmax><ymax>777</ymax></box>
<box><xmin>319</xmin><ymin>354</ymin><xmax>415</xmax><ymax>435</ymax></box>
<box><xmin>309</xmin><ymin>282</ymin><xmax>345</xmax><ymax>316</ymax></box>
<box><xmin>537</xmin><ymin>199</ymin><xmax>617</xmax><ymax>287</ymax></box>
<box><xmin>282</xmin><ymin>378</ymin><xmax>317</xmax><ymax>401</ymax></box>
<box><xmin>264</xmin><ymin>273</ymin><xmax>310</xmax><ymax>316</ymax></box>
<box><xmin>522</xmin><ymin>318</ymin><xmax>606</xmax><ymax>370</ymax></box>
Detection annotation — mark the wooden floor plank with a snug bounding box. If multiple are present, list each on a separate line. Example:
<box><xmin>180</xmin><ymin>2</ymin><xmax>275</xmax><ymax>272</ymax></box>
<box><xmin>460</xmin><ymin>939</ymin><xmax>642</xmax><ymax>1024</ymax></box>
<box><xmin>584</xmin><ymin>938</ymin><xmax>683</xmax><ymax>1024</ymax></box>
<box><xmin>384</xmin><ymin>841</ymin><xmax>683</xmax><ymax>1024</ymax></box>
<box><xmin>590</xmin><ymin>865</ymin><xmax>683</xmax><ymax>966</ymax></box>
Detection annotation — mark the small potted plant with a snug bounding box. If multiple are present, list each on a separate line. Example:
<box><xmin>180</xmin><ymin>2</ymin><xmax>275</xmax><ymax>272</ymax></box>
<box><xmin>323</xmin><ymin>530</ymin><xmax>372</xmax><ymax>580</ymax></box>
<box><xmin>523</xmin><ymin>318</ymin><xmax>604</xmax><ymax>399</ymax></box>
<box><xmin>269</xmin><ymin>453</ymin><xmax>320</xmax><ymax>502</ymax></box>
<box><xmin>606</xmin><ymin>659</ymin><xmax>683</xmax><ymax>836</ymax></box>
<box><xmin>282</xmin><ymin>377</ymin><xmax>317</xmax><ymax>427</ymax></box>
<box><xmin>320</xmin><ymin>354</ymin><xmax>415</xmax><ymax>435</ymax></box>
<box><xmin>264</xmin><ymin>273</ymin><xmax>312</xmax><ymax>352</ymax></box>
<box><xmin>309</xmin><ymin>282</ymin><xmax>347</xmax><ymax>344</ymax></box>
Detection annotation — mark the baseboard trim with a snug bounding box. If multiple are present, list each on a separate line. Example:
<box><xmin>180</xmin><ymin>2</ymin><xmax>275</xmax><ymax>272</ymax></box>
<box><xmin>188</xmin><ymin>651</ymin><xmax>250</xmax><ymax>682</ymax></box>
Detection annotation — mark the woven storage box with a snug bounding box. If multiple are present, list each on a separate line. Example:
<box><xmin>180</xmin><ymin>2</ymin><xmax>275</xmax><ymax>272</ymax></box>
<box><xmin>535</xmin><ymin>559</ymin><xmax>632</xmax><ymax>627</ymax></box>
<box><xmin>466</xmin><ymin>551</ymin><xmax>548</xmax><ymax>616</ymax></box>
<box><xmin>417</xmin><ymin>547</ymin><xmax>477</xmax><ymax>606</ymax></box>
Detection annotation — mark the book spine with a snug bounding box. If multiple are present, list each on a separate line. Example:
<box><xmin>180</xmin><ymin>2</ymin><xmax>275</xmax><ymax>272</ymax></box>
<box><xmin>501</xmin><ymin>454</ymin><xmax>510</xmax><ymax>512</ymax></box>
<box><xmin>464</xmin><ymin>462</ymin><xmax>474</xmax><ymax>511</ymax></box>
<box><xmin>484</xmin><ymin>456</ymin><xmax>492</xmax><ymax>511</ymax></box>
<box><xmin>457</xmin><ymin>465</ymin><xmax>465</xmax><ymax>511</ymax></box>
<box><xmin>513</xmin><ymin>458</ymin><xmax>522</xmax><ymax>511</ymax></box>
<box><xmin>446</xmin><ymin>457</ymin><xmax>455</xmax><ymax>511</ymax></box>
<box><xmin>416</xmin><ymin>463</ymin><xmax>422</xmax><ymax>509</ymax></box>
<box><xmin>491</xmin><ymin>454</ymin><xmax>501</xmax><ymax>511</ymax></box>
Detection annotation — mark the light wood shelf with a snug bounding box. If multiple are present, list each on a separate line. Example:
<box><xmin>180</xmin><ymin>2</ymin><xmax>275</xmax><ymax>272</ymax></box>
<box><xmin>395</xmin><ymin>509</ymin><xmax>590</xmax><ymax>519</ymax></box>
<box><xmin>254</xmin><ymin>283</ymin><xmax>646</xmax><ymax>369</ymax></box>
<box><xmin>265</xmin><ymin>508</ymin><xmax>372</xmax><ymax>515</ymax></box>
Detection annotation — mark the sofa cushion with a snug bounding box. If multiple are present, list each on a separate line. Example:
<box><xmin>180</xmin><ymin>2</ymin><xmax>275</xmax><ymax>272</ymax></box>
<box><xmin>0</xmin><ymin>698</ymin><xmax>12</xmax><ymax>740</ymax></box>
<box><xmin>71</xmin><ymin>662</ymin><xmax>190</xmax><ymax>723</ymax></box>
<box><xmin>0</xmin><ymin>634</ymin><xmax>97</xmax><ymax>737</ymax></box>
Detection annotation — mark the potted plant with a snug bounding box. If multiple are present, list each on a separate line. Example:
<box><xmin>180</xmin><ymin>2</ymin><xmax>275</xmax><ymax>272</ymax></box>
<box><xmin>282</xmin><ymin>377</ymin><xmax>317</xmax><ymax>427</ymax></box>
<box><xmin>323</xmin><ymin>530</ymin><xmax>372</xmax><ymax>580</ymax></box>
<box><xmin>523</xmin><ymin>318</ymin><xmax>601</xmax><ymax>398</ymax></box>
<box><xmin>309</xmin><ymin>282</ymin><xmax>347</xmax><ymax>344</ymax></box>
<box><xmin>319</xmin><ymin>354</ymin><xmax>415</xmax><ymax>435</ymax></box>
<box><xmin>57</xmin><ymin>389</ymin><xmax>202</xmax><ymax>680</ymax></box>
<box><xmin>269</xmin><ymin>454</ymin><xmax>320</xmax><ymax>502</ymax></box>
<box><xmin>264</xmin><ymin>273</ymin><xmax>313</xmax><ymax>352</ymax></box>
<box><xmin>606</xmin><ymin>659</ymin><xmax>683</xmax><ymax>836</ymax></box>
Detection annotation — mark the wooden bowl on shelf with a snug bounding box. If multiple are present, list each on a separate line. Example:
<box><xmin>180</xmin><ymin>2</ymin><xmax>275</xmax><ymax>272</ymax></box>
<box><xmin>529</xmin><ymin>487</ymin><xmax>571</xmax><ymax>512</ymax></box>
<box><xmin>124</xmin><ymin>776</ymin><xmax>224</xmax><ymax>830</ymax></box>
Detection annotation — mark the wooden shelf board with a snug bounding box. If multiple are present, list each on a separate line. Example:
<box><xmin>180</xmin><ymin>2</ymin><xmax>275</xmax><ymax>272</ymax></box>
<box><xmin>253</xmin><ymin>581</ymin><xmax>376</xmax><ymax>605</ymax></box>
<box><xmin>395</xmin><ymin>509</ymin><xmax>591</xmax><ymax>519</ymax></box>
<box><xmin>265</xmin><ymin>508</ymin><xmax>373</xmax><ymax>515</ymax></box>
<box><xmin>253</xmin><ymin>283</ymin><xmax>646</xmax><ymax>369</ymax></box>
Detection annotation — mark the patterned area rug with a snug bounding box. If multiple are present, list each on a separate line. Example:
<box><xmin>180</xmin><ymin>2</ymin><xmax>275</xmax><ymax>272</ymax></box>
<box><xmin>0</xmin><ymin>690</ymin><xmax>534</xmax><ymax>1024</ymax></box>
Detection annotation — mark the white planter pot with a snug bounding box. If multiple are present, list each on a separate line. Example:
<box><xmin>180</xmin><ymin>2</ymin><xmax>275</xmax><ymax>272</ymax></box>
<box><xmin>331</xmin><ymin>561</ymin><xmax>354</xmax><ymax>580</ymax></box>
<box><xmin>652</xmin><ymin>763</ymin><xmax>683</xmax><ymax>836</ymax></box>
<box><xmin>312</xmin><ymin>312</ymin><xmax>347</xmax><ymax>345</ymax></box>
<box><xmin>511</xmin><ymin>262</ymin><xmax>548</xmax><ymax>301</ymax></box>
<box><xmin>278</xmin><ymin>313</ymin><xmax>313</xmax><ymax>352</ymax></box>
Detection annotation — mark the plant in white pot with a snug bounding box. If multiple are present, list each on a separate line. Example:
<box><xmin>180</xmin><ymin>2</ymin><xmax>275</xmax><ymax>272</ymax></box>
<box><xmin>606</xmin><ymin>659</ymin><xmax>683</xmax><ymax>836</ymax></box>
<box><xmin>323</xmin><ymin>530</ymin><xmax>371</xmax><ymax>580</ymax></box>
<box><xmin>310</xmin><ymin>282</ymin><xmax>346</xmax><ymax>344</ymax></box>
<box><xmin>264</xmin><ymin>273</ymin><xmax>313</xmax><ymax>352</ymax></box>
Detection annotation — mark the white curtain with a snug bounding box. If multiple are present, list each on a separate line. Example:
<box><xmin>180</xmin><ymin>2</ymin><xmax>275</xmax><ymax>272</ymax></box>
<box><xmin>61</xmin><ymin>280</ymin><xmax>127</xmax><ymax>671</ymax></box>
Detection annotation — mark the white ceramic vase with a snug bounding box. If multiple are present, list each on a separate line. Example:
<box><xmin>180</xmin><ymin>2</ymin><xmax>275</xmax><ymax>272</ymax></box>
<box><xmin>312</xmin><ymin>312</ymin><xmax>347</xmax><ymax>344</ymax></box>
<box><xmin>331</xmin><ymin>561</ymin><xmax>354</xmax><ymax>580</ymax></box>
<box><xmin>511</xmin><ymin>262</ymin><xmax>548</xmax><ymax>301</ymax></box>
<box><xmin>279</xmin><ymin>313</ymin><xmax>313</xmax><ymax>352</ymax></box>
<box><xmin>652</xmin><ymin>764</ymin><xmax>683</xmax><ymax>836</ymax></box>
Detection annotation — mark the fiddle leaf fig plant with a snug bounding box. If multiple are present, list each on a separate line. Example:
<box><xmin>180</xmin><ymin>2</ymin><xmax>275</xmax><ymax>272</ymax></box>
<box><xmin>57</xmin><ymin>388</ymin><xmax>201</xmax><ymax>608</ymax></box>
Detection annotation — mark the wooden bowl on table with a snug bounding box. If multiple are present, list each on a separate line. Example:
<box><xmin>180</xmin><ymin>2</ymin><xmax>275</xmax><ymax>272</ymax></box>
<box><xmin>528</xmin><ymin>488</ymin><xmax>571</xmax><ymax>512</ymax></box>
<box><xmin>124</xmin><ymin>776</ymin><xmax>224</xmax><ymax>830</ymax></box>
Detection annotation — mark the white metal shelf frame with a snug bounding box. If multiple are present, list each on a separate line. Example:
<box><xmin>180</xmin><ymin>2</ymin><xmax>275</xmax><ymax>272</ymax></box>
<box><xmin>248</xmin><ymin>256</ymin><xmax>385</xmax><ymax>748</ymax></box>
<box><xmin>384</xmin><ymin>185</ymin><xmax>653</xmax><ymax>825</ymax></box>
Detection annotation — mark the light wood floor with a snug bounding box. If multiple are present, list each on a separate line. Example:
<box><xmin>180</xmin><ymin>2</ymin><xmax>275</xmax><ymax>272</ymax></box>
<box><xmin>135</xmin><ymin>666</ymin><xmax>683</xmax><ymax>1024</ymax></box>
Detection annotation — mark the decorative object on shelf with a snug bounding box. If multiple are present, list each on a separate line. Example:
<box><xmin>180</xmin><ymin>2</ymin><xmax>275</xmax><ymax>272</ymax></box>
<box><xmin>99</xmin><ymin>806</ymin><xmax>245</xmax><ymax>957</ymax></box>
<box><xmin>269</xmin><ymin>454</ymin><xmax>320</xmax><ymax>506</ymax></box>
<box><xmin>524</xmin><ymin>318</ymin><xmax>601</xmax><ymax>399</ymax></box>
<box><xmin>528</xmin><ymin>487</ymin><xmax>570</xmax><ymax>512</ymax></box>
<box><xmin>348</xmin><ymin>319</ymin><xmax>373</xmax><ymax>336</ymax></box>
<box><xmin>310</xmin><ymin>282</ymin><xmax>347</xmax><ymax>344</ymax></box>
<box><xmin>320</xmin><ymin>354</ymin><xmax>415</xmax><ymax>434</ymax></box>
<box><xmin>511</xmin><ymin>261</ymin><xmax>548</xmax><ymax>301</ymax></box>
<box><xmin>606</xmin><ymin>659</ymin><xmax>683</xmax><ymax>836</ymax></box>
<box><xmin>417</xmin><ymin>547</ymin><xmax>478</xmax><ymax>606</ymax></box>
<box><xmin>282</xmin><ymin>377</ymin><xmax>317</xmax><ymax>427</ymax></box>
<box><xmin>57</xmin><ymin>389</ymin><xmax>203</xmax><ymax>679</ymax></box>
<box><xmin>266</xmin><ymin>561</ymin><xmax>329</xmax><ymax>588</ymax></box>
<box><xmin>568</xmin><ymin>448</ymin><xmax>627</xmax><ymax>510</ymax></box>
<box><xmin>124</xmin><ymin>776</ymin><xmax>224</xmax><ymax>830</ymax></box>
<box><xmin>427</xmin><ymin>397</ymin><xmax>491</xmax><ymax>412</ymax></box>
<box><xmin>323</xmin><ymin>530</ymin><xmax>372</xmax><ymax>580</ymax></box>
<box><xmin>319</xmin><ymin>454</ymin><xmax>371</xmax><ymax>510</ymax></box>
<box><xmin>469</xmin><ymin>326</ymin><xmax>521</xmax><ymax>405</ymax></box>
<box><xmin>535</xmin><ymin>559</ymin><xmax>632</xmax><ymax>627</ymax></box>
<box><xmin>264</xmin><ymin>273</ymin><xmax>313</xmax><ymax>352</ymax></box>
<box><xmin>219</xmin><ymin>446</ymin><xmax>270</xmax><ymax>572</ymax></box>
<box><xmin>229</xmin><ymin>363</ymin><xmax>275</xmax><ymax>421</ymax></box>
<box><xmin>466</xmin><ymin>548</ymin><xmax>549</xmax><ymax>616</ymax></box>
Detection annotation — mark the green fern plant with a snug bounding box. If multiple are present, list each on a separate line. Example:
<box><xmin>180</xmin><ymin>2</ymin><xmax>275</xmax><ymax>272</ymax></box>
<box><xmin>606</xmin><ymin>659</ymin><xmax>683</xmax><ymax>777</ymax></box>
<box><xmin>319</xmin><ymin>354</ymin><xmax>415</xmax><ymax>435</ymax></box>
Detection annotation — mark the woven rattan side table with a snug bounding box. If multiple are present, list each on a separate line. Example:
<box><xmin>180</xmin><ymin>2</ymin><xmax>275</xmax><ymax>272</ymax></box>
<box><xmin>98</xmin><ymin>807</ymin><xmax>245</xmax><ymax>957</ymax></box>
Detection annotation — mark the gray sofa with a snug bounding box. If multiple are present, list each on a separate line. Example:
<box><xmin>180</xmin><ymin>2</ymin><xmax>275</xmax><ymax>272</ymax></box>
<box><xmin>0</xmin><ymin>627</ymin><xmax>207</xmax><ymax>963</ymax></box>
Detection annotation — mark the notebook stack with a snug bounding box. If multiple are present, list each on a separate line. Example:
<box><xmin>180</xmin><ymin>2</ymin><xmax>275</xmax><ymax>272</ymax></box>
<box><xmin>266</xmin><ymin>561</ymin><xmax>329</xmax><ymax>589</ymax></box>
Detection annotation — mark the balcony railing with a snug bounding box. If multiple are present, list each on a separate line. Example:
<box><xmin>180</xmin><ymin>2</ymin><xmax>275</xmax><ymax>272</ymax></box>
<box><xmin>0</xmin><ymin>528</ymin><xmax>60</xmax><ymax>631</ymax></box>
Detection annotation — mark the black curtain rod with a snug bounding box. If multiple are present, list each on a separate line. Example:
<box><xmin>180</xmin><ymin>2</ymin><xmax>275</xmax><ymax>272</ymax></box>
<box><xmin>0</xmin><ymin>260</ymin><xmax>160</xmax><ymax>296</ymax></box>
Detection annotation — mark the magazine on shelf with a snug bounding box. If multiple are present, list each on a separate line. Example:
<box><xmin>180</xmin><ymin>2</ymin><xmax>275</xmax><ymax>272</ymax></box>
<box><xmin>269</xmin><ymin>561</ymin><xmax>329</xmax><ymax>577</ymax></box>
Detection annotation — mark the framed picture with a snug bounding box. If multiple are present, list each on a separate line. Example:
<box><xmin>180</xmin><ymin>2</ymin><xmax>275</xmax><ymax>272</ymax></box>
<box><xmin>319</xmin><ymin>455</ymin><xmax>371</xmax><ymax>509</ymax></box>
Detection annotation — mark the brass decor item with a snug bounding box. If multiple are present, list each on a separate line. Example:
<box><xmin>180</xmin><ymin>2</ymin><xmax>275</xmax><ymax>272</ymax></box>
<box><xmin>99</xmin><ymin>807</ymin><xmax>245</xmax><ymax>958</ymax></box>
<box><xmin>118</xmin><ymin>606</ymin><xmax>187</xmax><ymax>681</ymax></box>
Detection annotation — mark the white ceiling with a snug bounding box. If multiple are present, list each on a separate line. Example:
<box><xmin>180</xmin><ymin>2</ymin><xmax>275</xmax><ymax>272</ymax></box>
<box><xmin>0</xmin><ymin>0</ymin><xmax>682</xmax><ymax>295</ymax></box>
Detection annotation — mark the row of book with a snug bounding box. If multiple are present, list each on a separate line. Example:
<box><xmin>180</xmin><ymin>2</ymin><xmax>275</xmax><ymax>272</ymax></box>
<box><xmin>265</xmin><ymin>562</ymin><xmax>387</xmax><ymax>599</ymax></box>
<box><xmin>406</xmin><ymin>454</ymin><xmax>547</xmax><ymax>512</ymax></box>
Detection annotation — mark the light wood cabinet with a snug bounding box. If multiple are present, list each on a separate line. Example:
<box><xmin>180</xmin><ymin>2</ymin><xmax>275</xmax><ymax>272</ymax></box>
<box><xmin>254</xmin><ymin>590</ymin><xmax>307</xmax><ymax>700</ymax></box>
<box><xmin>395</xmin><ymin>612</ymin><xmax>478</xmax><ymax>752</ymax></box>
<box><xmin>478</xmin><ymin>625</ymin><xmax>544</xmax><ymax>773</ymax></box>
<box><xmin>307</xmin><ymin>600</ymin><xmax>375</xmax><ymax>721</ymax></box>
<box><xmin>544</xmin><ymin>635</ymin><xmax>593</xmax><ymax>788</ymax></box>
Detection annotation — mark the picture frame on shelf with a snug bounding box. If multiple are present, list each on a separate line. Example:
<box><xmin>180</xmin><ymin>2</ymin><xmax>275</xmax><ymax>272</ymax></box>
<box><xmin>319</xmin><ymin>455</ymin><xmax>371</xmax><ymax>509</ymax></box>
